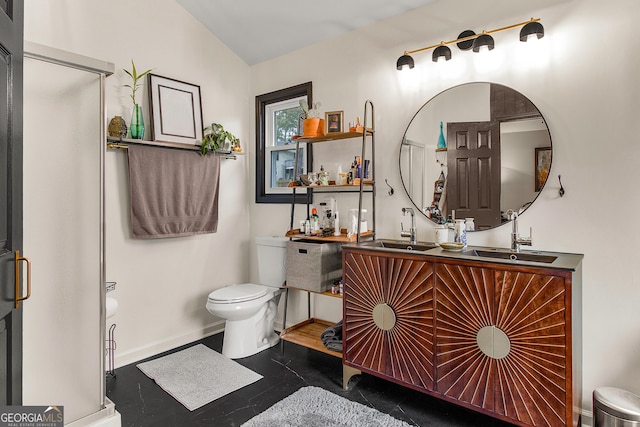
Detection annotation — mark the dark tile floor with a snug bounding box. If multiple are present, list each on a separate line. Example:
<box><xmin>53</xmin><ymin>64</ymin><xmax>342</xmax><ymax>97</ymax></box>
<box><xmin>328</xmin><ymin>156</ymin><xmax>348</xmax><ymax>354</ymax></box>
<box><xmin>107</xmin><ymin>332</ymin><xmax>514</xmax><ymax>427</ymax></box>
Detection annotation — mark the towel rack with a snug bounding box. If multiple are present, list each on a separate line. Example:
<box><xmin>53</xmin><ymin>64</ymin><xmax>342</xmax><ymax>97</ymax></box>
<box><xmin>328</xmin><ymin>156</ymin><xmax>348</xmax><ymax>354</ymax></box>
<box><xmin>106</xmin><ymin>137</ymin><xmax>240</xmax><ymax>160</ymax></box>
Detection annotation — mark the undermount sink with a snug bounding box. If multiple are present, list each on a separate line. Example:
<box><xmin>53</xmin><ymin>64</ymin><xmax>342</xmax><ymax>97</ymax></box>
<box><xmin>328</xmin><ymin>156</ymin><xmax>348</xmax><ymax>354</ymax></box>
<box><xmin>472</xmin><ymin>249</ymin><xmax>558</xmax><ymax>264</ymax></box>
<box><xmin>364</xmin><ymin>239</ymin><xmax>438</xmax><ymax>252</ymax></box>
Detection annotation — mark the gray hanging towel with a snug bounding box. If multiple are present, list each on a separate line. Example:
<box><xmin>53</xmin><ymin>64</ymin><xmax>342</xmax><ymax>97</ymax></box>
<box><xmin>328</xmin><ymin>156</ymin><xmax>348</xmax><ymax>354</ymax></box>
<box><xmin>127</xmin><ymin>144</ymin><xmax>220</xmax><ymax>239</ymax></box>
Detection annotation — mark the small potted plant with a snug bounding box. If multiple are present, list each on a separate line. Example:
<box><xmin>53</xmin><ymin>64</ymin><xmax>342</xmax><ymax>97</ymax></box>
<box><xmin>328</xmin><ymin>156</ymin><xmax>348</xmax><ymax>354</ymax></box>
<box><xmin>299</xmin><ymin>100</ymin><xmax>324</xmax><ymax>137</ymax></box>
<box><xmin>200</xmin><ymin>122</ymin><xmax>239</xmax><ymax>155</ymax></box>
<box><xmin>123</xmin><ymin>60</ymin><xmax>152</xmax><ymax>139</ymax></box>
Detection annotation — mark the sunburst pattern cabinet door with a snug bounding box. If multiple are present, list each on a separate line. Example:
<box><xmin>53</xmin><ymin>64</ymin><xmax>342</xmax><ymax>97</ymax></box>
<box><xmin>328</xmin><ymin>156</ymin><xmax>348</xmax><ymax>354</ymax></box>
<box><xmin>436</xmin><ymin>263</ymin><xmax>569</xmax><ymax>426</ymax></box>
<box><xmin>436</xmin><ymin>264</ymin><xmax>497</xmax><ymax>411</ymax></box>
<box><xmin>343</xmin><ymin>251</ymin><xmax>435</xmax><ymax>391</ymax></box>
<box><xmin>493</xmin><ymin>269</ymin><xmax>568</xmax><ymax>426</ymax></box>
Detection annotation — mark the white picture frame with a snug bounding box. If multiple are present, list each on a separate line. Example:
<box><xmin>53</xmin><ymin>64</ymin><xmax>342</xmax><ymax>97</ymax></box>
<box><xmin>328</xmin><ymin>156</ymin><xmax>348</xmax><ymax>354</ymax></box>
<box><xmin>148</xmin><ymin>74</ymin><xmax>203</xmax><ymax>147</ymax></box>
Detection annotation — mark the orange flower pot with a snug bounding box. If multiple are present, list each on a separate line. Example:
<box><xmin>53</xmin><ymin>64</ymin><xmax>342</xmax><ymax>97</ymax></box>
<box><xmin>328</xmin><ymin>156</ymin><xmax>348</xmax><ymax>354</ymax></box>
<box><xmin>302</xmin><ymin>118</ymin><xmax>325</xmax><ymax>137</ymax></box>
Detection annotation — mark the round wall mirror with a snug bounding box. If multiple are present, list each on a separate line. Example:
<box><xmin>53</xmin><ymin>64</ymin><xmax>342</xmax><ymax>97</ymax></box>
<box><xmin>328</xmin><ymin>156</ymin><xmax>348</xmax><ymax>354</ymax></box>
<box><xmin>399</xmin><ymin>82</ymin><xmax>552</xmax><ymax>231</ymax></box>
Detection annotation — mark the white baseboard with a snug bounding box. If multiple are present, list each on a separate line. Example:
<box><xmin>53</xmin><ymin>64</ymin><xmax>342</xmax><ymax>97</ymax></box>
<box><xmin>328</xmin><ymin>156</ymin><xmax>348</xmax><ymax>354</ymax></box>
<box><xmin>66</xmin><ymin>398</ymin><xmax>120</xmax><ymax>427</ymax></box>
<box><xmin>114</xmin><ymin>321</ymin><xmax>225</xmax><ymax>368</ymax></box>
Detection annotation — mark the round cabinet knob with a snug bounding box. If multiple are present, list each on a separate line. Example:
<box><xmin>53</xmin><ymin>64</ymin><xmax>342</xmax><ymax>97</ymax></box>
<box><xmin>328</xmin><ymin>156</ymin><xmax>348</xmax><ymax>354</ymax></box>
<box><xmin>372</xmin><ymin>303</ymin><xmax>396</xmax><ymax>331</ymax></box>
<box><xmin>476</xmin><ymin>325</ymin><xmax>511</xmax><ymax>359</ymax></box>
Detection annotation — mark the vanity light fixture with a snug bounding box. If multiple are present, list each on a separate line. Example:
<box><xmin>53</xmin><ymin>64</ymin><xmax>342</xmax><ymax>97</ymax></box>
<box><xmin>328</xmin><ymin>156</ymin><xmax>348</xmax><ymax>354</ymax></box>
<box><xmin>396</xmin><ymin>54</ymin><xmax>415</xmax><ymax>70</ymax></box>
<box><xmin>396</xmin><ymin>17</ymin><xmax>543</xmax><ymax>70</ymax></box>
<box><xmin>520</xmin><ymin>20</ymin><xmax>545</xmax><ymax>41</ymax></box>
<box><xmin>432</xmin><ymin>44</ymin><xmax>451</xmax><ymax>62</ymax></box>
<box><xmin>472</xmin><ymin>32</ymin><xmax>495</xmax><ymax>53</ymax></box>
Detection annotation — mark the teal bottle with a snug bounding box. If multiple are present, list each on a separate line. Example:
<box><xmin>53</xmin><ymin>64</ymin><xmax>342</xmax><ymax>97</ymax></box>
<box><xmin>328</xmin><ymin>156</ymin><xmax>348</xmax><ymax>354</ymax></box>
<box><xmin>437</xmin><ymin>121</ymin><xmax>446</xmax><ymax>149</ymax></box>
<box><xmin>129</xmin><ymin>104</ymin><xmax>145</xmax><ymax>139</ymax></box>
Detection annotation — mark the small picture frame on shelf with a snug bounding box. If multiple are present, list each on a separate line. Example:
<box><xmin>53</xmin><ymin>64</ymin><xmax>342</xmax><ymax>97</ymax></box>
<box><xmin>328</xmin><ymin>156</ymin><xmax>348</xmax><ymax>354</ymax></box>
<box><xmin>325</xmin><ymin>111</ymin><xmax>343</xmax><ymax>133</ymax></box>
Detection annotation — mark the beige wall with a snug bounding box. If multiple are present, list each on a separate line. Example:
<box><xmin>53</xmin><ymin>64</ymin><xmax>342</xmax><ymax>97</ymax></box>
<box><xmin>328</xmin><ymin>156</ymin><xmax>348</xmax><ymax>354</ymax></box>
<box><xmin>23</xmin><ymin>0</ymin><xmax>252</xmax><ymax>418</ymax></box>
<box><xmin>21</xmin><ymin>0</ymin><xmax>640</xmax><ymax>422</ymax></box>
<box><xmin>248</xmin><ymin>0</ymin><xmax>640</xmax><ymax>419</ymax></box>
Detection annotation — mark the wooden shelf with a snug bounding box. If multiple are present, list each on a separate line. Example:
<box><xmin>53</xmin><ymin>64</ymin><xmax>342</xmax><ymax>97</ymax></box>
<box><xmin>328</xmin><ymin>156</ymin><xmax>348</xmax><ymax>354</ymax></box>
<box><xmin>106</xmin><ymin>136</ymin><xmax>243</xmax><ymax>157</ymax></box>
<box><xmin>285</xmin><ymin>229</ymin><xmax>374</xmax><ymax>243</ymax></box>
<box><xmin>280</xmin><ymin>318</ymin><xmax>341</xmax><ymax>358</ymax></box>
<box><xmin>294</xmin><ymin>130</ymin><xmax>373</xmax><ymax>144</ymax></box>
<box><xmin>285</xmin><ymin>285</ymin><xmax>343</xmax><ymax>299</ymax></box>
<box><xmin>290</xmin><ymin>181</ymin><xmax>373</xmax><ymax>190</ymax></box>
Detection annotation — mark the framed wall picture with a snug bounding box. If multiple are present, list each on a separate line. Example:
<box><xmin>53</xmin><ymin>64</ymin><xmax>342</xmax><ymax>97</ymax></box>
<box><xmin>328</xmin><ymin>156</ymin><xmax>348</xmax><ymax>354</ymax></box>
<box><xmin>148</xmin><ymin>74</ymin><xmax>203</xmax><ymax>147</ymax></box>
<box><xmin>325</xmin><ymin>110</ymin><xmax>343</xmax><ymax>133</ymax></box>
<box><xmin>535</xmin><ymin>146</ymin><xmax>551</xmax><ymax>192</ymax></box>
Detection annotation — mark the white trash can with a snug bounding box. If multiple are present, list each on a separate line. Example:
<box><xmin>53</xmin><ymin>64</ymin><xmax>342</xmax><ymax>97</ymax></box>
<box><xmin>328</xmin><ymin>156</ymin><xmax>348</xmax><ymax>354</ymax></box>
<box><xmin>593</xmin><ymin>387</ymin><xmax>640</xmax><ymax>426</ymax></box>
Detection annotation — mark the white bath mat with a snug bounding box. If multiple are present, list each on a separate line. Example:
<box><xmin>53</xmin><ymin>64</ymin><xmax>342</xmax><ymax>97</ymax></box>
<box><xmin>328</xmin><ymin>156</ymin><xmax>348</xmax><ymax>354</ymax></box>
<box><xmin>241</xmin><ymin>386</ymin><xmax>412</xmax><ymax>427</ymax></box>
<box><xmin>137</xmin><ymin>344</ymin><xmax>262</xmax><ymax>411</ymax></box>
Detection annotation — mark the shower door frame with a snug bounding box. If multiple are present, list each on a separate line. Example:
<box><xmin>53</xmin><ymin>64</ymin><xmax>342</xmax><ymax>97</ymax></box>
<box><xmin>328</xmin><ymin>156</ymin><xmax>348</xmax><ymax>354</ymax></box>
<box><xmin>23</xmin><ymin>42</ymin><xmax>114</xmax><ymax>412</ymax></box>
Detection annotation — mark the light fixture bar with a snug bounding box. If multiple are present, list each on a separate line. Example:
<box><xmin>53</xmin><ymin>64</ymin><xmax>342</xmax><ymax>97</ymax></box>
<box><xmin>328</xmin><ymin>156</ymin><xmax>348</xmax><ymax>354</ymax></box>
<box><xmin>402</xmin><ymin>17</ymin><xmax>541</xmax><ymax>56</ymax></box>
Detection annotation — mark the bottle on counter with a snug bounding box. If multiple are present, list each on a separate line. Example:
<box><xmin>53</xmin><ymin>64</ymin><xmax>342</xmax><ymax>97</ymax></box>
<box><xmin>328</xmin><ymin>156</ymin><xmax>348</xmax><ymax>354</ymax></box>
<box><xmin>319</xmin><ymin>165</ymin><xmax>329</xmax><ymax>186</ymax></box>
<box><xmin>349</xmin><ymin>159</ymin><xmax>357</xmax><ymax>184</ymax></box>
<box><xmin>311</xmin><ymin>207</ymin><xmax>321</xmax><ymax>235</ymax></box>
<box><xmin>454</xmin><ymin>219</ymin><xmax>467</xmax><ymax>247</ymax></box>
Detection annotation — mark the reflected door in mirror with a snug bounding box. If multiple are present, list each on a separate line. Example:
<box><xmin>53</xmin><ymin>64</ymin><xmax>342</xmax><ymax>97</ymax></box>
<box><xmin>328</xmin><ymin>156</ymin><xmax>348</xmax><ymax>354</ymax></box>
<box><xmin>447</xmin><ymin>121</ymin><xmax>501</xmax><ymax>229</ymax></box>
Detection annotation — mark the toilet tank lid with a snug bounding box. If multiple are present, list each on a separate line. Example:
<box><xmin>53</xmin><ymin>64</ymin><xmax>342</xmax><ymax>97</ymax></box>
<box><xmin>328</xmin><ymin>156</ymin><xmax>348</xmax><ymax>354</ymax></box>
<box><xmin>208</xmin><ymin>283</ymin><xmax>267</xmax><ymax>303</ymax></box>
<box><xmin>256</xmin><ymin>236</ymin><xmax>289</xmax><ymax>248</ymax></box>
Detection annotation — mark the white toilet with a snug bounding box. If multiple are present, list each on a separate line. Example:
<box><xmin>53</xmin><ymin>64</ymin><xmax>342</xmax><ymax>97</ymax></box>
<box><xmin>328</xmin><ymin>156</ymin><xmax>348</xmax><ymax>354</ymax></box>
<box><xmin>206</xmin><ymin>236</ymin><xmax>287</xmax><ymax>359</ymax></box>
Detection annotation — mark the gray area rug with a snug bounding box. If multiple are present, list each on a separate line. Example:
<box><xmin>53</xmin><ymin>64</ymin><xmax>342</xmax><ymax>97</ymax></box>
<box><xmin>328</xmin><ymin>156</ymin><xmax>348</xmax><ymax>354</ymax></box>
<box><xmin>137</xmin><ymin>344</ymin><xmax>262</xmax><ymax>411</ymax></box>
<box><xmin>242</xmin><ymin>386</ymin><xmax>412</xmax><ymax>427</ymax></box>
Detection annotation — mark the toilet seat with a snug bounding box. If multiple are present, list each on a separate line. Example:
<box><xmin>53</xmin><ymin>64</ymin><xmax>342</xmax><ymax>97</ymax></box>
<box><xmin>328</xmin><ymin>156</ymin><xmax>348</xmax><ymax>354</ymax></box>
<box><xmin>208</xmin><ymin>283</ymin><xmax>268</xmax><ymax>304</ymax></box>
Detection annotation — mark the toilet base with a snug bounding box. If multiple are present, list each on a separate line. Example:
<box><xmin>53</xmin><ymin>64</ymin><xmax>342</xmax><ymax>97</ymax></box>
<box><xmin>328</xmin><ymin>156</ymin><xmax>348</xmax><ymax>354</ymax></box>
<box><xmin>222</xmin><ymin>327</ymin><xmax>279</xmax><ymax>360</ymax></box>
<box><xmin>221</xmin><ymin>298</ymin><xmax>280</xmax><ymax>359</ymax></box>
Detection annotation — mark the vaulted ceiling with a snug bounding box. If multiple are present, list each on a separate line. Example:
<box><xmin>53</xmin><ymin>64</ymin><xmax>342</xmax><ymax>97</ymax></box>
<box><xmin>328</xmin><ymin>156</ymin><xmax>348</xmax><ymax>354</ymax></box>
<box><xmin>176</xmin><ymin>0</ymin><xmax>437</xmax><ymax>65</ymax></box>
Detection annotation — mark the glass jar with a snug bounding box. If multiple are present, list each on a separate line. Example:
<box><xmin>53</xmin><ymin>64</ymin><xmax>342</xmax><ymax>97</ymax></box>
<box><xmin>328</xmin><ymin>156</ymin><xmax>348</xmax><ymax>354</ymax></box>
<box><xmin>435</xmin><ymin>224</ymin><xmax>448</xmax><ymax>244</ymax></box>
<box><xmin>348</xmin><ymin>208</ymin><xmax>368</xmax><ymax>237</ymax></box>
<box><xmin>318</xmin><ymin>168</ymin><xmax>329</xmax><ymax>186</ymax></box>
<box><xmin>307</xmin><ymin>172</ymin><xmax>318</xmax><ymax>186</ymax></box>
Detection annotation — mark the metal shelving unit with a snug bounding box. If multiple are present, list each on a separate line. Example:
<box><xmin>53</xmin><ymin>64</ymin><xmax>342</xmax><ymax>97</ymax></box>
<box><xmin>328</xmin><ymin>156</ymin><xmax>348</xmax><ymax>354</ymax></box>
<box><xmin>280</xmin><ymin>100</ymin><xmax>376</xmax><ymax>358</ymax></box>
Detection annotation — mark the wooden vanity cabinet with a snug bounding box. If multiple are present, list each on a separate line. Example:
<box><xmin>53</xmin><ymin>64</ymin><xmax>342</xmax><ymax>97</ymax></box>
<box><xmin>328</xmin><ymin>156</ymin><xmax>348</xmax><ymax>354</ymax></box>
<box><xmin>342</xmin><ymin>250</ymin><xmax>435</xmax><ymax>391</ymax></box>
<box><xmin>342</xmin><ymin>247</ymin><xmax>581</xmax><ymax>427</ymax></box>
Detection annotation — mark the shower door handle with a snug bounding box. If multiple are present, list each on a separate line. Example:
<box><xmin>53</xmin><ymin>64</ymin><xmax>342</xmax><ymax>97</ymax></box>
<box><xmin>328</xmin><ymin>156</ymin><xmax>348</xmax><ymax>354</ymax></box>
<box><xmin>15</xmin><ymin>250</ymin><xmax>32</xmax><ymax>308</ymax></box>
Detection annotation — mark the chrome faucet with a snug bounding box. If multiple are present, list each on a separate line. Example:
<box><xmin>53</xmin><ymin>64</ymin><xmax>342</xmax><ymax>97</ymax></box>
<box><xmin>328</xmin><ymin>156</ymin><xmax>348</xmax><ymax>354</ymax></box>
<box><xmin>507</xmin><ymin>209</ymin><xmax>532</xmax><ymax>252</ymax></box>
<box><xmin>401</xmin><ymin>207</ymin><xmax>417</xmax><ymax>244</ymax></box>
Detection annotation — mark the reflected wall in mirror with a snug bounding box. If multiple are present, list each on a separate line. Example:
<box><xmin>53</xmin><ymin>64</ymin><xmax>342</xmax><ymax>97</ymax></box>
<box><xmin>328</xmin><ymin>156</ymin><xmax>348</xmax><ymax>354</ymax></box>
<box><xmin>399</xmin><ymin>82</ymin><xmax>551</xmax><ymax>231</ymax></box>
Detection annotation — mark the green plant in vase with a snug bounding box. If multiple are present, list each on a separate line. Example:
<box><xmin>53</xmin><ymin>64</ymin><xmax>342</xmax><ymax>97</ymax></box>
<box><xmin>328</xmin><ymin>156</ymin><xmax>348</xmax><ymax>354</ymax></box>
<box><xmin>123</xmin><ymin>60</ymin><xmax>152</xmax><ymax>139</ymax></box>
<box><xmin>200</xmin><ymin>123</ymin><xmax>239</xmax><ymax>155</ymax></box>
<box><xmin>298</xmin><ymin>99</ymin><xmax>321</xmax><ymax>119</ymax></box>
